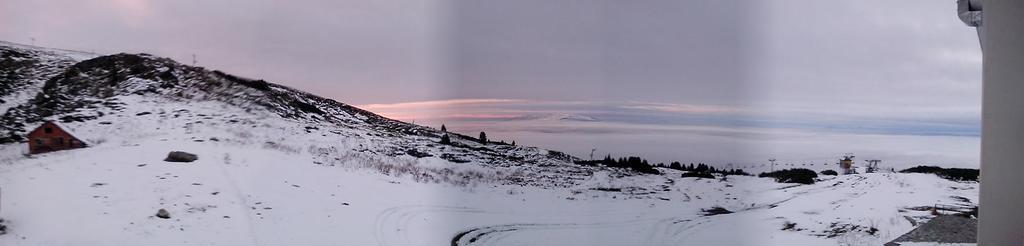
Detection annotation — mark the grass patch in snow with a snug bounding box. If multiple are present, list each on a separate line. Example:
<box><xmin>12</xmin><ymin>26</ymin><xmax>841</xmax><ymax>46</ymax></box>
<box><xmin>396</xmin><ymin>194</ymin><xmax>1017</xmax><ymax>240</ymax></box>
<box><xmin>701</xmin><ymin>206</ymin><xmax>733</xmax><ymax>216</ymax></box>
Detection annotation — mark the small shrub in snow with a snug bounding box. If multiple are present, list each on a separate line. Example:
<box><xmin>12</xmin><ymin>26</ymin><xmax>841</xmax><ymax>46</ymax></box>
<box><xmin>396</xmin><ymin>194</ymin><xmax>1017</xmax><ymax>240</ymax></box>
<box><xmin>318</xmin><ymin>150</ymin><xmax>502</xmax><ymax>188</ymax></box>
<box><xmin>782</xmin><ymin>221</ymin><xmax>798</xmax><ymax>231</ymax></box>
<box><xmin>405</xmin><ymin>149</ymin><xmax>432</xmax><ymax>158</ymax></box>
<box><xmin>439</xmin><ymin>134</ymin><xmax>451</xmax><ymax>145</ymax></box>
<box><xmin>821</xmin><ymin>222</ymin><xmax>879</xmax><ymax>238</ymax></box>
<box><xmin>262</xmin><ymin>141</ymin><xmax>300</xmax><ymax>154</ymax></box>
<box><xmin>820</xmin><ymin>169</ymin><xmax>838</xmax><ymax>176</ymax></box>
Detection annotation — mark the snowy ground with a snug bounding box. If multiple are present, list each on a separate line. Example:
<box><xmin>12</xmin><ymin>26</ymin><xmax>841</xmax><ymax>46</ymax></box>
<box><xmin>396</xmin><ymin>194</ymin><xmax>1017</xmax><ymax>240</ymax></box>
<box><xmin>0</xmin><ymin>41</ymin><xmax>979</xmax><ymax>245</ymax></box>
<box><xmin>0</xmin><ymin>134</ymin><xmax>977</xmax><ymax>245</ymax></box>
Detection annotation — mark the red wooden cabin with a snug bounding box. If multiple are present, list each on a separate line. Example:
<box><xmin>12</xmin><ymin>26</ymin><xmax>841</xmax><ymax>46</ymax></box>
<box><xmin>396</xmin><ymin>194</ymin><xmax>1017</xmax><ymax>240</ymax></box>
<box><xmin>27</xmin><ymin>121</ymin><xmax>88</xmax><ymax>154</ymax></box>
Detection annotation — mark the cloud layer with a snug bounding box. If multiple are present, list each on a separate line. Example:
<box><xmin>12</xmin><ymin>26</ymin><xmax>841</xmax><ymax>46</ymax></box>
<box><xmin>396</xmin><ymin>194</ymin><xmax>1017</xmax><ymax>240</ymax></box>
<box><xmin>0</xmin><ymin>0</ymin><xmax>981</xmax><ymax>168</ymax></box>
<box><xmin>362</xmin><ymin>98</ymin><xmax>979</xmax><ymax>169</ymax></box>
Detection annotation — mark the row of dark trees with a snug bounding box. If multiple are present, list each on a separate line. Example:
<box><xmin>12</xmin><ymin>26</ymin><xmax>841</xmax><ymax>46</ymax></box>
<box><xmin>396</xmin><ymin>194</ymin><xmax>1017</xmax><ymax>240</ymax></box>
<box><xmin>576</xmin><ymin>155</ymin><xmax>660</xmax><ymax>174</ymax></box>
<box><xmin>575</xmin><ymin>155</ymin><xmax>756</xmax><ymax>176</ymax></box>
<box><xmin>574</xmin><ymin>154</ymin><xmax>762</xmax><ymax>176</ymax></box>
<box><xmin>435</xmin><ymin>124</ymin><xmax>740</xmax><ymax>178</ymax></box>
<box><xmin>663</xmin><ymin>162</ymin><xmax>750</xmax><ymax>176</ymax></box>
<box><xmin>437</xmin><ymin>124</ymin><xmax>515</xmax><ymax>146</ymax></box>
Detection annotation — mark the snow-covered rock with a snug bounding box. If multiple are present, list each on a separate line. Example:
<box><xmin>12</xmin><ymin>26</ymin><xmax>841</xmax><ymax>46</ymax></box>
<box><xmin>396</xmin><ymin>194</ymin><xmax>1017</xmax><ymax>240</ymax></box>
<box><xmin>164</xmin><ymin>151</ymin><xmax>199</xmax><ymax>163</ymax></box>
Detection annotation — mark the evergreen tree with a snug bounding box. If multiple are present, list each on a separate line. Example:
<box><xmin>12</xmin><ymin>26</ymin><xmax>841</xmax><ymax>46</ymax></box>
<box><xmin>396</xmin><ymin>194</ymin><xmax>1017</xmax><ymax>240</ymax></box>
<box><xmin>441</xmin><ymin>124</ymin><xmax>447</xmax><ymax>132</ymax></box>
<box><xmin>602</xmin><ymin>155</ymin><xmax>614</xmax><ymax>166</ymax></box>
<box><xmin>696</xmin><ymin>163</ymin><xmax>708</xmax><ymax>173</ymax></box>
<box><xmin>478</xmin><ymin>132</ymin><xmax>487</xmax><ymax>144</ymax></box>
<box><xmin>670</xmin><ymin>161</ymin><xmax>682</xmax><ymax>170</ymax></box>
<box><xmin>439</xmin><ymin>134</ymin><xmax>451</xmax><ymax>145</ymax></box>
<box><xmin>511</xmin><ymin>141</ymin><xmax>516</xmax><ymax>146</ymax></box>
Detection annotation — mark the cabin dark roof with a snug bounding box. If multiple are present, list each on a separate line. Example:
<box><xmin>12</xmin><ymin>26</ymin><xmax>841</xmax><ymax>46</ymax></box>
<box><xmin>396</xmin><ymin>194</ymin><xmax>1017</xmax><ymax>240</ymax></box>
<box><xmin>886</xmin><ymin>215</ymin><xmax>976</xmax><ymax>245</ymax></box>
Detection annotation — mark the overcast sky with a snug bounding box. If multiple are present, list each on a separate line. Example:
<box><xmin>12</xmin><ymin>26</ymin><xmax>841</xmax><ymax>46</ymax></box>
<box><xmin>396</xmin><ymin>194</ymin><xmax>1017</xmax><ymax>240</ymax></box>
<box><xmin>0</xmin><ymin>0</ymin><xmax>982</xmax><ymax>168</ymax></box>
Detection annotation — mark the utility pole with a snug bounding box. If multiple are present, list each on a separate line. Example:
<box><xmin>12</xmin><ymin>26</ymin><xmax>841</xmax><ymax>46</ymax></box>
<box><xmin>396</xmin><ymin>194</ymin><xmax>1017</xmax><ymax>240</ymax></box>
<box><xmin>590</xmin><ymin>148</ymin><xmax>596</xmax><ymax>161</ymax></box>
<box><xmin>768</xmin><ymin>158</ymin><xmax>777</xmax><ymax>172</ymax></box>
<box><xmin>192</xmin><ymin>54</ymin><xmax>197</xmax><ymax>66</ymax></box>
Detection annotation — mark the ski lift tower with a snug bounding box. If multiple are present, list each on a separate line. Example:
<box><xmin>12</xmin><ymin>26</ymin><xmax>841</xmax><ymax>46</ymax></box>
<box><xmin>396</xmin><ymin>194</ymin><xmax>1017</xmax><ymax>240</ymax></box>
<box><xmin>864</xmin><ymin>159</ymin><xmax>881</xmax><ymax>173</ymax></box>
<box><xmin>839</xmin><ymin>153</ymin><xmax>856</xmax><ymax>175</ymax></box>
<box><xmin>962</xmin><ymin>0</ymin><xmax>1024</xmax><ymax>244</ymax></box>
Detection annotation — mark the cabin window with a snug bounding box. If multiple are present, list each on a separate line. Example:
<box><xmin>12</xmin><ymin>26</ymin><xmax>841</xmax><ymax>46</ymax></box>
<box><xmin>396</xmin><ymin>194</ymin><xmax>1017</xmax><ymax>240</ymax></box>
<box><xmin>57</xmin><ymin>138</ymin><xmax>64</xmax><ymax>145</ymax></box>
<box><xmin>35</xmin><ymin>139</ymin><xmax>43</xmax><ymax>145</ymax></box>
<box><xmin>44</xmin><ymin>127</ymin><xmax>53</xmax><ymax>134</ymax></box>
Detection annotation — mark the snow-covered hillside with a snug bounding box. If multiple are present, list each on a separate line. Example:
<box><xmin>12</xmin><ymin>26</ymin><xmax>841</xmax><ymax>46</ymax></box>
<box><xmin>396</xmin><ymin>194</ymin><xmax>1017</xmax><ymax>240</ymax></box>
<box><xmin>0</xmin><ymin>42</ymin><xmax>978</xmax><ymax>245</ymax></box>
<box><xmin>0</xmin><ymin>41</ymin><xmax>97</xmax><ymax>115</ymax></box>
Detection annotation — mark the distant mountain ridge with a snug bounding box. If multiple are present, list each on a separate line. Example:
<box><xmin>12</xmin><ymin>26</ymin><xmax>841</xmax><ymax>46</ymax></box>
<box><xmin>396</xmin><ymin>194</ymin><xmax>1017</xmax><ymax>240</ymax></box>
<box><xmin>0</xmin><ymin>50</ymin><xmax>427</xmax><ymax>142</ymax></box>
<box><xmin>0</xmin><ymin>41</ymin><xmax>607</xmax><ymax>188</ymax></box>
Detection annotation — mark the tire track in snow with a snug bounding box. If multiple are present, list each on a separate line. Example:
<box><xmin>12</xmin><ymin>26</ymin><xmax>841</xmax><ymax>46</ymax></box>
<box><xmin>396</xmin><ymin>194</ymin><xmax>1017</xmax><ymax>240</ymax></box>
<box><xmin>369</xmin><ymin>203</ymin><xmax>677</xmax><ymax>246</ymax></box>
<box><xmin>374</xmin><ymin>203</ymin><xmax>683</xmax><ymax>246</ymax></box>
<box><xmin>446</xmin><ymin>191</ymin><xmax>792</xmax><ymax>245</ymax></box>
<box><xmin>216</xmin><ymin>161</ymin><xmax>263</xmax><ymax>246</ymax></box>
<box><xmin>449</xmin><ymin>218</ymin><xmax>664</xmax><ymax>246</ymax></box>
<box><xmin>374</xmin><ymin>205</ymin><xmax>492</xmax><ymax>246</ymax></box>
<box><xmin>440</xmin><ymin>175</ymin><xmax>884</xmax><ymax>246</ymax></box>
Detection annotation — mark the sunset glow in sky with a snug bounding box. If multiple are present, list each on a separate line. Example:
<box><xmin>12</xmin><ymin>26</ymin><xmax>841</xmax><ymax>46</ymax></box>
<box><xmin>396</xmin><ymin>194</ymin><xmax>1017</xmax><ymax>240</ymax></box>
<box><xmin>0</xmin><ymin>0</ymin><xmax>982</xmax><ymax>168</ymax></box>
